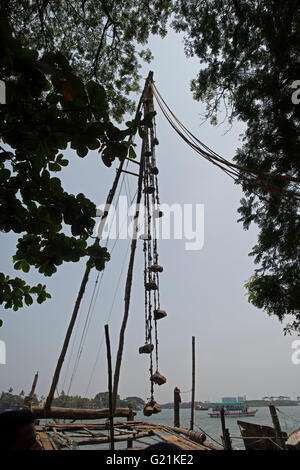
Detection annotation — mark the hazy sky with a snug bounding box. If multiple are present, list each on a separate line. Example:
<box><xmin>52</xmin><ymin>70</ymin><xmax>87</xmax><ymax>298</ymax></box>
<box><xmin>1</xmin><ymin>29</ymin><xmax>299</xmax><ymax>404</ymax></box>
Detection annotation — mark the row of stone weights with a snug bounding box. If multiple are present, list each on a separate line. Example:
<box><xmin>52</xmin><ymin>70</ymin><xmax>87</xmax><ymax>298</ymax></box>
<box><xmin>139</xmin><ymin>260</ymin><xmax>167</xmax><ymax>416</ymax></box>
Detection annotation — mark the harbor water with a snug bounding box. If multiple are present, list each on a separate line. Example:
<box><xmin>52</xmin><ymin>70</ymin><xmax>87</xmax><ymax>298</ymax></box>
<box><xmin>78</xmin><ymin>405</ymin><xmax>300</xmax><ymax>450</ymax></box>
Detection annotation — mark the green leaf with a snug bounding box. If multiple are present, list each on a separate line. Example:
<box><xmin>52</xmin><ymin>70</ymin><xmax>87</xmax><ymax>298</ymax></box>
<box><xmin>77</xmin><ymin>146</ymin><xmax>88</xmax><ymax>158</ymax></box>
<box><xmin>21</xmin><ymin>260</ymin><xmax>30</xmax><ymax>273</ymax></box>
<box><xmin>128</xmin><ymin>146</ymin><xmax>136</xmax><ymax>159</ymax></box>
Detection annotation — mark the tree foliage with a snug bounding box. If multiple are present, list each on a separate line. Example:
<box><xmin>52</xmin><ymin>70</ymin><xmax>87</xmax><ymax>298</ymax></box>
<box><xmin>2</xmin><ymin>0</ymin><xmax>172</xmax><ymax>121</ymax></box>
<box><xmin>1</xmin><ymin>1</ymin><xmax>299</xmax><ymax>332</ymax></box>
<box><xmin>0</xmin><ymin>16</ymin><xmax>151</xmax><ymax>321</ymax></box>
<box><xmin>172</xmin><ymin>0</ymin><xmax>300</xmax><ymax>330</ymax></box>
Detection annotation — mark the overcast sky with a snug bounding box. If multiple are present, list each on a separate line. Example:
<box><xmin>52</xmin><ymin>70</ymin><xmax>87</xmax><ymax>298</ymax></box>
<box><xmin>1</xmin><ymin>29</ymin><xmax>299</xmax><ymax>404</ymax></box>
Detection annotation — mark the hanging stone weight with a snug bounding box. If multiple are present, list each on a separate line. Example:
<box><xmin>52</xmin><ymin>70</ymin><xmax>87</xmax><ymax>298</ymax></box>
<box><xmin>149</xmin><ymin>264</ymin><xmax>163</xmax><ymax>273</ymax></box>
<box><xmin>154</xmin><ymin>309</ymin><xmax>167</xmax><ymax>320</ymax></box>
<box><xmin>143</xmin><ymin>186</ymin><xmax>155</xmax><ymax>194</ymax></box>
<box><xmin>145</xmin><ymin>280</ymin><xmax>158</xmax><ymax>291</ymax></box>
<box><xmin>152</xmin><ymin>402</ymin><xmax>162</xmax><ymax>414</ymax></box>
<box><xmin>153</xmin><ymin>209</ymin><xmax>163</xmax><ymax>218</ymax></box>
<box><xmin>152</xmin><ymin>137</ymin><xmax>159</xmax><ymax>146</ymax></box>
<box><xmin>150</xmin><ymin>166</ymin><xmax>159</xmax><ymax>175</ymax></box>
<box><xmin>143</xmin><ymin>404</ymin><xmax>153</xmax><ymax>417</ymax></box>
<box><xmin>143</xmin><ymin>400</ymin><xmax>162</xmax><ymax>416</ymax></box>
<box><xmin>140</xmin><ymin>233</ymin><xmax>152</xmax><ymax>240</ymax></box>
<box><xmin>139</xmin><ymin>343</ymin><xmax>154</xmax><ymax>354</ymax></box>
<box><xmin>151</xmin><ymin>371</ymin><xmax>167</xmax><ymax>386</ymax></box>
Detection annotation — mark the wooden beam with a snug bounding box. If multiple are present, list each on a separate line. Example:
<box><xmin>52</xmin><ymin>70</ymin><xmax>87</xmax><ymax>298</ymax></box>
<box><xmin>71</xmin><ymin>430</ymin><xmax>153</xmax><ymax>447</ymax></box>
<box><xmin>33</xmin><ymin>406</ymin><xmax>136</xmax><ymax>420</ymax></box>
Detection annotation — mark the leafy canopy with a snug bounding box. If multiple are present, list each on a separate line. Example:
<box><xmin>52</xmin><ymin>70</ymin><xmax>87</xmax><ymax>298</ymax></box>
<box><xmin>172</xmin><ymin>0</ymin><xmax>300</xmax><ymax>330</ymax></box>
<box><xmin>4</xmin><ymin>0</ymin><xmax>173</xmax><ymax>121</ymax></box>
<box><xmin>0</xmin><ymin>17</ymin><xmax>151</xmax><ymax>321</ymax></box>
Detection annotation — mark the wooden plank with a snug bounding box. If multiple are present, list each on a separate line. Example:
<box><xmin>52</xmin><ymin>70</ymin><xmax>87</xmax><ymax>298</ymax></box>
<box><xmin>36</xmin><ymin>427</ymin><xmax>58</xmax><ymax>450</ymax></box>
<box><xmin>153</xmin><ymin>430</ymin><xmax>208</xmax><ymax>450</ymax></box>
<box><xmin>72</xmin><ymin>430</ymin><xmax>153</xmax><ymax>446</ymax></box>
<box><xmin>33</xmin><ymin>406</ymin><xmax>136</xmax><ymax>420</ymax></box>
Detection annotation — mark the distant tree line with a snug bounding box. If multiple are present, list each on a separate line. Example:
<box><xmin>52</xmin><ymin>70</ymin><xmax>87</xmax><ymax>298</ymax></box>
<box><xmin>0</xmin><ymin>388</ymin><xmax>145</xmax><ymax>412</ymax></box>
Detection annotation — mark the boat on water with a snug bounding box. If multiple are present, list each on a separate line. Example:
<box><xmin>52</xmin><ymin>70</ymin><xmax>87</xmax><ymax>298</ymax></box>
<box><xmin>208</xmin><ymin>402</ymin><xmax>257</xmax><ymax>418</ymax></box>
<box><xmin>195</xmin><ymin>405</ymin><xmax>210</xmax><ymax>411</ymax></box>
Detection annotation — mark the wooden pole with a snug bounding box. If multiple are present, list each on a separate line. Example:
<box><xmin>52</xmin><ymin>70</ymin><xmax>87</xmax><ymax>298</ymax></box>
<box><xmin>104</xmin><ymin>324</ymin><xmax>114</xmax><ymax>451</ymax></box>
<box><xmin>220</xmin><ymin>407</ymin><xmax>232</xmax><ymax>450</ymax></box>
<box><xmin>190</xmin><ymin>336</ymin><xmax>195</xmax><ymax>430</ymax></box>
<box><xmin>44</xmin><ymin>82</ymin><xmax>149</xmax><ymax>412</ymax></box>
<box><xmin>45</xmin><ymin>102</ymin><xmax>149</xmax><ymax>411</ymax></box>
<box><xmin>24</xmin><ymin>371</ymin><xmax>39</xmax><ymax>409</ymax></box>
<box><xmin>269</xmin><ymin>403</ymin><xmax>286</xmax><ymax>449</ymax></box>
<box><xmin>112</xmin><ymin>71</ymin><xmax>153</xmax><ymax>411</ymax></box>
<box><xmin>174</xmin><ymin>387</ymin><xmax>181</xmax><ymax>428</ymax></box>
<box><xmin>29</xmin><ymin>371</ymin><xmax>39</xmax><ymax>398</ymax></box>
<box><xmin>32</xmin><ymin>406</ymin><xmax>135</xmax><ymax>420</ymax></box>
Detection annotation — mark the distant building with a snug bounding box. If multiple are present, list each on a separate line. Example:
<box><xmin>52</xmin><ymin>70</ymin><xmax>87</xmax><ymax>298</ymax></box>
<box><xmin>297</xmin><ymin>397</ymin><xmax>300</xmax><ymax>402</ymax></box>
<box><xmin>222</xmin><ymin>397</ymin><xmax>237</xmax><ymax>403</ymax></box>
<box><xmin>263</xmin><ymin>396</ymin><xmax>291</xmax><ymax>401</ymax></box>
<box><xmin>221</xmin><ymin>396</ymin><xmax>246</xmax><ymax>403</ymax></box>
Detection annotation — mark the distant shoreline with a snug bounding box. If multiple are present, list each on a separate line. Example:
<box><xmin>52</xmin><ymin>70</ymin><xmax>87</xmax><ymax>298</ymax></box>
<box><xmin>161</xmin><ymin>400</ymin><xmax>300</xmax><ymax>409</ymax></box>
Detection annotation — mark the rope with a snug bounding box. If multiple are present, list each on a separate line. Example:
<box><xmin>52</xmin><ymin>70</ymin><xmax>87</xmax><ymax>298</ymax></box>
<box><xmin>65</xmin><ymin>169</ymin><xmax>128</xmax><ymax>395</ymax></box>
<box><xmin>84</xmin><ymin>237</ymin><xmax>132</xmax><ymax>397</ymax></box>
<box><xmin>83</xmin><ymin>186</ymin><xmax>139</xmax><ymax>397</ymax></box>
<box><xmin>151</xmin><ymin>82</ymin><xmax>300</xmax><ymax>200</ymax></box>
<box><xmin>194</xmin><ymin>423</ymin><xmax>223</xmax><ymax>447</ymax></box>
<box><xmin>276</xmin><ymin>408</ymin><xmax>300</xmax><ymax>427</ymax></box>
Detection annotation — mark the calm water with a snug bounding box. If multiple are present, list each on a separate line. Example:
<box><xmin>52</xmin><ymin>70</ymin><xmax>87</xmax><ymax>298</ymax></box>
<box><xmin>79</xmin><ymin>405</ymin><xmax>300</xmax><ymax>450</ymax></box>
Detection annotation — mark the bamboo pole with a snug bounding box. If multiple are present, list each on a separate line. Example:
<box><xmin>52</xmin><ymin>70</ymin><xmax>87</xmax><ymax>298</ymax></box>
<box><xmin>32</xmin><ymin>406</ymin><xmax>136</xmax><ymax>420</ymax></box>
<box><xmin>112</xmin><ymin>72</ymin><xmax>153</xmax><ymax>410</ymax></box>
<box><xmin>190</xmin><ymin>336</ymin><xmax>195</xmax><ymax>430</ymax></box>
<box><xmin>70</xmin><ymin>430</ymin><xmax>153</xmax><ymax>447</ymax></box>
<box><xmin>105</xmin><ymin>324</ymin><xmax>114</xmax><ymax>451</ymax></box>
<box><xmin>29</xmin><ymin>371</ymin><xmax>39</xmax><ymax>398</ymax></box>
<box><xmin>44</xmin><ymin>79</ymin><xmax>149</xmax><ymax>411</ymax></box>
<box><xmin>174</xmin><ymin>387</ymin><xmax>181</xmax><ymax>428</ymax></box>
<box><xmin>112</xmin><ymin>141</ymin><xmax>145</xmax><ymax>410</ymax></box>
<box><xmin>24</xmin><ymin>371</ymin><xmax>39</xmax><ymax>409</ymax></box>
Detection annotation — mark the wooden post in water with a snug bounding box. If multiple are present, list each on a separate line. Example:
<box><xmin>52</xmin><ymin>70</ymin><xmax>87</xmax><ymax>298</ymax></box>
<box><xmin>174</xmin><ymin>387</ymin><xmax>181</xmax><ymax>428</ymax></box>
<box><xmin>24</xmin><ymin>371</ymin><xmax>39</xmax><ymax>409</ymax></box>
<box><xmin>127</xmin><ymin>403</ymin><xmax>134</xmax><ymax>449</ymax></box>
<box><xmin>220</xmin><ymin>407</ymin><xmax>232</xmax><ymax>450</ymax></box>
<box><xmin>29</xmin><ymin>371</ymin><xmax>39</xmax><ymax>397</ymax></box>
<box><xmin>190</xmin><ymin>336</ymin><xmax>195</xmax><ymax>430</ymax></box>
<box><xmin>104</xmin><ymin>324</ymin><xmax>114</xmax><ymax>451</ymax></box>
<box><xmin>269</xmin><ymin>403</ymin><xmax>286</xmax><ymax>449</ymax></box>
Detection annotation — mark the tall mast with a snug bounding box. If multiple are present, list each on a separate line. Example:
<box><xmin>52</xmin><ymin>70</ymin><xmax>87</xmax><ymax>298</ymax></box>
<box><xmin>112</xmin><ymin>71</ymin><xmax>153</xmax><ymax>410</ymax></box>
<box><xmin>44</xmin><ymin>76</ymin><xmax>150</xmax><ymax>411</ymax></box>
